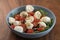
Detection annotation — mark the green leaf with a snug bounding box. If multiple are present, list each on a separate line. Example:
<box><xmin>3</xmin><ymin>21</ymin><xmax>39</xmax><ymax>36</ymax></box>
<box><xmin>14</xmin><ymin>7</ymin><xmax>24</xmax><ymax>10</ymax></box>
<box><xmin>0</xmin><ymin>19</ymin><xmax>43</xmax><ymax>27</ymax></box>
<box><xmin>46</xmin><ymin>19</ymin><xmax>53</xmax><ymax>27</ymax></box>
<box><xmin>50</xmin><ymin>19</ymin><xmax>53</xmax><ymax>27</ymax></box>
<box><xmin>39</xmin><ymin>9</ymin><xmax>48</xmax><ymax>16</ymax></box>
<box><xmin>45</xmin><ymin>26</ymin><xmax>50</xmax><ymax>31</ymax></box>
<box><xmin>44</xmin><ymin>19</ymin><xmax>53</xmax><ymax>31</ymax></box>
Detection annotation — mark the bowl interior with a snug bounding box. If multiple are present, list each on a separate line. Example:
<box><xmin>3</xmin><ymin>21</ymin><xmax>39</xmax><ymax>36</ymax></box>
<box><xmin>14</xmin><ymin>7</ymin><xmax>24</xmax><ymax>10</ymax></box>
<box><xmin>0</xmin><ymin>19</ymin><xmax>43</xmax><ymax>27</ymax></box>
<box><xmin>6</xmin><ymin>5</ymin><xmax>56</xmax><ymax>35</ymax></box>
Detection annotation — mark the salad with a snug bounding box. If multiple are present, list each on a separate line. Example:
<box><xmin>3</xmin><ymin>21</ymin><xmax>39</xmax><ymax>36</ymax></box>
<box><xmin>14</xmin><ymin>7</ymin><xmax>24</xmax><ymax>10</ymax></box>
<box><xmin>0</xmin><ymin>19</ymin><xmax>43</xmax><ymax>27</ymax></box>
<box><xmin>9</xmin><ymin>5</ymin><xmax>53</xmax><ymax>33</ymax></box>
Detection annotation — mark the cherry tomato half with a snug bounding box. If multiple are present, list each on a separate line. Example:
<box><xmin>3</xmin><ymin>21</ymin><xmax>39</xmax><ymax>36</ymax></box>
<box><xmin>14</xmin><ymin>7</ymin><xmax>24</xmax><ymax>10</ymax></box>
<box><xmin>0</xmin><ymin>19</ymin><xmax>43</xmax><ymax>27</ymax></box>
<box><xmin>37</xmin><ymin>27</ymin><xmax>44</xmax><ymax>31</ymax></box>
<box><xmin>27</xmin><ymin>29</ymin><xmax>34</xmax><ymax>33</ymax></box>
<box><xmin>28</xmin><ymin>12</ymin><xmax>34</xmax><ymax>16</ymax></box>
<box><xmin>10</xmin><ymin>25</ymin><xmax>15</xmax><ymax>29</ymax></box>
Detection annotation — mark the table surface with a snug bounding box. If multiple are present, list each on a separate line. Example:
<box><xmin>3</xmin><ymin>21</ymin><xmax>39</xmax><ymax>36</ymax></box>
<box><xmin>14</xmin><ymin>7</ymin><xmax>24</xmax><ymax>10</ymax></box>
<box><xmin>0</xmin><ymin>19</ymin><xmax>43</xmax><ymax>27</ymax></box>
<box><xmin>0</xmin><ymin>0</ymin><xmax>60</xmax><ymax>40</ymax></box>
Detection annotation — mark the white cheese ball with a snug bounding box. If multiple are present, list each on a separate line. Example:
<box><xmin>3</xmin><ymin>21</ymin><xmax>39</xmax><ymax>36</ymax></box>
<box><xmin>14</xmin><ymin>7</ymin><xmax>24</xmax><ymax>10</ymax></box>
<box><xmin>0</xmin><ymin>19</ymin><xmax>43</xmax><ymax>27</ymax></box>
<box><xmin>25</xmin><ymin>22</ymin><xmax>34</xmax><ymax>29</ymax></box>
<box><xmin>40</xmin><ymin>16</ymin><xmax>51</xmax><ymax>23</ymax></box>
<box><xmin>34</xmin><ymin>11</ymin><xmax>42</xmax><ymax>19</ymax></box>
<box><xmin>26</xmin><ymin>5</ymin><xmax>34</xmax><ymax>12</ymax></box>
<box><xmin>20</xmin><ymin>11</ymin><xmax>28</xmax><ymax>17</ymax></box>
<box><xmin>14</xmin><ymin>26</ymin><xmax>23</xmax><ymax>33</ymax></box>
<box><xmin>9</xmin><ymin>17</ymin><xmax>15</xmax><ymax>24</ymax></box>
<box><xmin>25</xmin><ymin>16</ymin><xmax>34</xmax><ymax>22</ymax></box>
<box><xmin>38</xmin><ymin>22</ymin><xmax>47</xmax><ymax>27</ymax></box>
<box><xmin>13</xmin><ymin>21</ymin><xmax>21</xmax><ymax>26</ymax></box>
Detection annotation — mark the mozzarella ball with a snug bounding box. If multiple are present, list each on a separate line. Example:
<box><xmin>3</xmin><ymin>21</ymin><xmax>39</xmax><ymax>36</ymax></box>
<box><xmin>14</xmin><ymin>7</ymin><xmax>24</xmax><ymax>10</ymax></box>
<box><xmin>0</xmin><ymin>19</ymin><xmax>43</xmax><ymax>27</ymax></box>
<box><xmin>25</xmin><ymin>16</ymin><xmax>34</xmax><ymax>22</ymax></box>
<box><xmin>34</xmin><ymin>11</ymin><xmax>42</xmax><ymax>19</ymax></box>
<box><xmin>13</xmin><ymin>21</ymin><xmax>21</xmax><ymax>26</ymax></box>
<box><xmin>26</xmin><ymin>5</ymin><xmax>34</xmax><ymax>12</ymax></box>
<box><xmin>9</xmin><ymin>17</ymin><xmax>15</xmax><ymax>24</ymax></box>
<box><xmin>14</xmin><ymin>26</ymin><xmax>23</xmax><ymax>33</ymax></box>
<box><xmin>38</xmin><ymin>22</ymin><xmax>47</xmax><ymax>27</ymax></box>
<box><xmin>25</xmin><ymin>22</ymin><xmax>34</xmax><ymax>29</ymax></box>
<box><xmin>40</xmin><ymin>16</ymin><xmax>51</xmax><ymax>23</ymax></box>
<box><xmin>20</xmin><ymin>11</ymin><xmax>28</xmax><ymax>17</ymax></box>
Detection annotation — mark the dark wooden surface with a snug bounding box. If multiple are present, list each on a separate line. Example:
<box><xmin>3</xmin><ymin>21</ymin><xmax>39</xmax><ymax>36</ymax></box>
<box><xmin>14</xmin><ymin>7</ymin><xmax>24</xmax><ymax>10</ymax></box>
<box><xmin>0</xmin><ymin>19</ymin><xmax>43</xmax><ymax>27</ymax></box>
<box><xmin>0</xmin><ymin>0</ymin><xmax>60</xmax><ymax>40</ymax></box>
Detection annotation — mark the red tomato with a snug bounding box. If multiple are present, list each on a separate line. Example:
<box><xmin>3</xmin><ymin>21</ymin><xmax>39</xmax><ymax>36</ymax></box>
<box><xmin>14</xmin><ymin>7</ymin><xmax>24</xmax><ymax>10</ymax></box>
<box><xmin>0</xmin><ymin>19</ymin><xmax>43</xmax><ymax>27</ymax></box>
<box><xmin>19</xmin><ymin>16</ymin><xmax>25</xmax><ymax>21</ymax></box>
<box><xmin>21</xmin><ymin>24</ymin><xmax>26</xmax><ymax>28</ymax></box>
<box><xmin>27</xmin><ymin>29</ymin><xmax>34</xmax><ymax>33</ymax></box>
<box><xmin>37</xmin><ymin>27</ymin><xmax>44</xmax><ymax>31</ymax></box>
<box><xmin>32</xmin><ymin>16</ymin><xmax>40</xmax><ymax>27</ymax></box>
<box><xmin>28</xmin><ymin>12</ymin><xmax>34</xmax><ymax>16</ymax></box>
<box><xmin>21</xmin><ymin>24</ymin><xmax>27</xmax><ymax>32</ymax></box>
<box><xmin>10</xmin><ymin>25</ymin><xmax>15</xmax><ymax>29</ymax></box>
<box><xmin>15</xmin><ymin>15</ymin><xmax>25</xmax><ymax>21</ymax></box>
<box><xmin>14</xmin><ymin>14</ymin><xmax>20</xmax><ymax>20</ymax></box>
<box><xmin>34</xmin><ymin>16</ymin><xmax>40</xmax><ymax>22</ymax></box>
<box><xmin>34</xmin><ymin>19</ymin><xmax>40</xmax><ymax>22</ymax></box>
<box><xmin>32</xmin><ymin>22</ymin><xmax>38</xmax><ymax>27</ymax></box>
<box><xmin>15</xmin><ymin>16</ymin><xmax>19</xmax><ymax>20</ymax></box>
<box><xmin>15</xmin><ymin>14</ymin><xmax>20</xmax><ymax>17</ymax></box>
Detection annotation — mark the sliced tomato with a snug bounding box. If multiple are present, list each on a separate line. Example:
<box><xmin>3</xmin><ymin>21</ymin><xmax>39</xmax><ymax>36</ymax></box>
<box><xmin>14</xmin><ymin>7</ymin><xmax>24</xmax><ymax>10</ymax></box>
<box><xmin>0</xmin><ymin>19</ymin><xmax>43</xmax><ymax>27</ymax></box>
<box><xmin>20</xmin><ymin>17</ymin><xmax>25</xmax><ymax>21</ymax></box>
<box><xmin>27</xmin><ymin>29</ymin><xmax>34</xmax><ymax>33</ymax></box>
<box><xmin>21</xmin><ymin>24</ymin><xmax>27</xmax><ymax>32</ymax></box>
<box><xmin>14</xmin><ymin>14</ymin><xmax>20</xmax><ymax>20</ymax></box>
<box><xmin>10</xmin><ymin>25</ymin><xmax>15</xmax><ymax>29</ymax></box>
<box><xmin>15</xmin><ymin>14</ymin><xmax>20</xmax><ymax>17</ymax></box>
<box><xmin>34</xmin><ymin>16</ymin><xmax>40</xmax><ymax>22</ymax></box>
<box><xmin>34</xmin><ymin>19</ymin><xmax>40</xmax><ymax>22</ymax></box>
<box><xmin>37</xmin><ymin>27</ymin><xmax>44</xmax><ymax>31</ymax></box>
<box><xmin>28</xmin><ymin>12</ymin><xmax>34</xmax><ymax>16</ymax></box>
<box><xmin>32</xmin><ymin>22</ymin><xmax>38</xmax><ymax>27</ymax></box>
<box><xmin>21</xmin><ymin>24</ymin><xmax>26</xmax><ymax>28</ymax></box>
<box><xmin>14</xmin><ymin>14</ymin><xmax>25</xmax><ymax>21</ymax></box>
<box><xmin>15</xmin><ymin>16</ymin><xmax>19</xmax><ymax>20</ymax></box>
<box><xmin>32</xmin><ymin>16</ymin><xmax>40</xmax><ymax>27</ymax></box>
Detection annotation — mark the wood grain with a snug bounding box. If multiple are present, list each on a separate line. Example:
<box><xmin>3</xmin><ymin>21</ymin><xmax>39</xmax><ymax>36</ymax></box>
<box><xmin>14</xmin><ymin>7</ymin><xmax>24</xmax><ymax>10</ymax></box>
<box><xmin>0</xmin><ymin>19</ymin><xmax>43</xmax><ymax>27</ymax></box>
<box><xmin>0</xmin><ymin>0</ymin><xmax>60</xmax><ymax>40</ymax></box>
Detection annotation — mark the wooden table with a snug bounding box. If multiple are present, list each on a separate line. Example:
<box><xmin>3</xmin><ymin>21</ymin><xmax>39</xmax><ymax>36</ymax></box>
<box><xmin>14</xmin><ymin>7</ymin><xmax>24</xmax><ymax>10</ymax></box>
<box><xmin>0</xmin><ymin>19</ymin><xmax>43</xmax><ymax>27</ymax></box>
<box><xmin>0</xmin><ymin>0</ymin><xmax>60</xmax><ymax>40</ymax></box>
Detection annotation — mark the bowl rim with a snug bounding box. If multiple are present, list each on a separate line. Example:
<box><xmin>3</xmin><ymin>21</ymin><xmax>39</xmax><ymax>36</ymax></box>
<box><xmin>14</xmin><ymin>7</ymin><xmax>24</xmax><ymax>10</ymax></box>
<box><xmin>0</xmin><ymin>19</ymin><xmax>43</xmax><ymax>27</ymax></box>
<box><xmin>6</xmin><ymin>5</ymin><xmax>56</xmax><ymax>35</ymax></box>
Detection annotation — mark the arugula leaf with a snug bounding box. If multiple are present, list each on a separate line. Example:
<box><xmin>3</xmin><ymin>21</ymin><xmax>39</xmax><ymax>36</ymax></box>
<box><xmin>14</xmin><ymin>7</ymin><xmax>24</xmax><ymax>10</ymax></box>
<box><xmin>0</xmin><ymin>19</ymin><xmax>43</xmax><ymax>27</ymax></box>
<box><xmin>45</xmin><ymin>26</ymin><xmax>50</xmax><ymax>31</ymax></box>
<box><xmin>39</xmin><ymin>9</ymin><xmax>48</xmax><ymax>16</ymax></box>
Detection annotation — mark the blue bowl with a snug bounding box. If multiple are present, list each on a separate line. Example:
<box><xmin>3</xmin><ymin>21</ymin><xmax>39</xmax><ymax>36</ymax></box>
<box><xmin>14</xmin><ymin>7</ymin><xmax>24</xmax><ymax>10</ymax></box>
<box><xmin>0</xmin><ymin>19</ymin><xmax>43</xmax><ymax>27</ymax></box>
<box><xmin>6</xmin><ymin>5</ymin><xmax>56</xmax><ymax>38</ymax></box>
